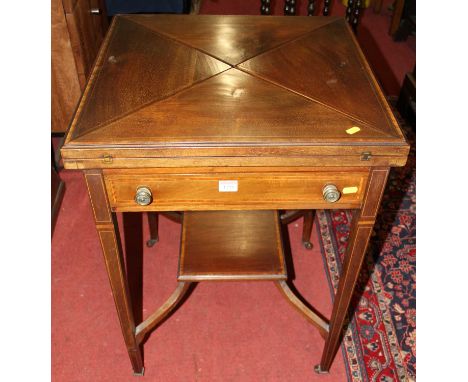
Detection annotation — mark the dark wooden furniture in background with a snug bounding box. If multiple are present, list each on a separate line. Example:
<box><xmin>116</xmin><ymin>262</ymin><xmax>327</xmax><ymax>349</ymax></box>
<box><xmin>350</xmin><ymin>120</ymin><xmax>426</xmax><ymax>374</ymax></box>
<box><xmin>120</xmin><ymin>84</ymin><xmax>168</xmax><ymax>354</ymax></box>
<box><xmin>373</xmin><ymin>0</ymin><xmax>383</xmax><ymax>13</ymax></box>
<box><xmin>52</xmin><ymin>0</ymin><xmax>109</xmax><ymax>134</ymax></box>
<box><xmin>262</xmin><ymin>0</ymin><xmax>362</xmax><ymax>30</ymax></box>
<box><xmin>397</xmin><ymin>65</ymin><xmax>415</xmax><ymax>128</ymax></box>
<box><xmin>61</xmin><ymin>15</ymin><xmax>409</xmax><ymax>376</ymax></box>
<box><xmin>51</xmin><ymin>0</ymin><xmax>108</xmax><ymax>227</ymax></box>
<box><xmin>389</xmin><ymin>0</ymin><xmax>415</xmax><ymax>41</ymax></box>
<box><xmin>52</xmin><ymin>153</ymin><xmax>65</xmax><ymax>236</ymax></box>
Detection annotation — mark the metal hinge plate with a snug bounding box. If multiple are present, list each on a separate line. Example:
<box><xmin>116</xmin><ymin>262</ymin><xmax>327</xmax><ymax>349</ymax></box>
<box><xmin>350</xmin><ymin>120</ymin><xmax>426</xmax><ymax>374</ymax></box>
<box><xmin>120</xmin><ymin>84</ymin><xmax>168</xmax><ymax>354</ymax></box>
<box><xmin>361</xmin><ymin>152</ymin><xmax>372</xmax><ymax>161</ymax></box>
<box><xmin>103</xmin><ymin>154</ymin><xmax>113</xmax><ymax>164</ymax></box>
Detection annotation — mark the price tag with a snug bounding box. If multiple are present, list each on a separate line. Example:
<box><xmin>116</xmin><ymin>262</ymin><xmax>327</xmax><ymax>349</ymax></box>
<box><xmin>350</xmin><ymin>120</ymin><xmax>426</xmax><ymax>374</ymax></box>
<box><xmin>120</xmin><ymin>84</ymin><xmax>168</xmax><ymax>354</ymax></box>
<box><xmin>218</xmin><ymin>180</ymin><xmax>238</xmax><ymax>192</ymax></box>
<box><xmin>346</xmin><ymin>126</ymin><xmax>361</xmax><ymax>135</ymax></box>
<box><xmin>342</xmin><ymin>186</ymin><xmax>358</xmax><ymax>194</ymax></box>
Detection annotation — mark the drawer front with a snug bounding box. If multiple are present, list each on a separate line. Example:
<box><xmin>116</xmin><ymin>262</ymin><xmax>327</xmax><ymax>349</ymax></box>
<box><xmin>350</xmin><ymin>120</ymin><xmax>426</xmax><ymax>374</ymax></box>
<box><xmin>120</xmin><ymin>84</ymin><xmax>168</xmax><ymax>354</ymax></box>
<box><xmin>104</xmin><ymin>171</ymin><xmax>369</xmax><ymax>211</ymax></box>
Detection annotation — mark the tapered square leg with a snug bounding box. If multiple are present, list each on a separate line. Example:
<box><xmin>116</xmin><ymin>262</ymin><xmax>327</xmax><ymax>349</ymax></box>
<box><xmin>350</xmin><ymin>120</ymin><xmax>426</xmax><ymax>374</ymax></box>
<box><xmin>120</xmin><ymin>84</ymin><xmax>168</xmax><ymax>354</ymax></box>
<box><xmin>85</xmin><ymin>170</ymin><xmax>144</xmax><ymax>375</ymax></box>
<box><xmin>317</xmin><ymin>168</ymin><xmax>390</xmax><ymax>373</ymax></box>
<box><xmin>146</xmin><ymin>212</ymin><xmax>159</xmax><ymax>247</ymax></box>
<box><xmin>302</xmin><ymin>210</ymin><xmax>315</xmax><ymax>250</ymax></box>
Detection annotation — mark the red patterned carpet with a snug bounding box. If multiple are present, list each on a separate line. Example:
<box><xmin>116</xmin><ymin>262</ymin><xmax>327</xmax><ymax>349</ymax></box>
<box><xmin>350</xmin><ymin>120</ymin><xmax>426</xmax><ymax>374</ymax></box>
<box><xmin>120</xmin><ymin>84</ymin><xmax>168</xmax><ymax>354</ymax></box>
<box><xmin>317</xmin><ymin>117</ymin><xmax>416</xmax><ymax>381</ymax></box>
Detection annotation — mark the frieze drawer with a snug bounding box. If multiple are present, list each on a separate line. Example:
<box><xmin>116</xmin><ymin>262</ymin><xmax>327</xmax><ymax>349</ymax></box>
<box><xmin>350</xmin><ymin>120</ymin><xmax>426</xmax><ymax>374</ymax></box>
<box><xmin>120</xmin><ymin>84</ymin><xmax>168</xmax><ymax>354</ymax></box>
<box><xmin>103</xmin><ymin>169</ymin><xmax>369</xmax><ymax>211</ymax></box>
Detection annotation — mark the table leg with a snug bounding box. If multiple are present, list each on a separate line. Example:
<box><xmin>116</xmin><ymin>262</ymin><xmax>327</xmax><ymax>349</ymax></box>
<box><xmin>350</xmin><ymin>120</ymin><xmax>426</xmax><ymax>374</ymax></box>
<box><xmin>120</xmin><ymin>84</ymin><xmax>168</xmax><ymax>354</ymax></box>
<box><xmin>123</xmin><ymin>212</ymin><xmax>144</xmax><ymax>325</ymax></box>
<box><xmin>146</xmin><ymin>212</ymin><xmax>159</xmax><ymax>248</ymax></box>
<box><xmin>302</xmin><ymin>210</ymin><xmax>315</xmax><ymax>250</ymax></box>
<box><xmin>84</xmin><ymin>170</ymin><xmax>145</xmax><ymax>375</ymax></box>
<box><xmin>316</xmin><ymin>168</ymin><xmax>390</xmax><ymax>373</ymax></box>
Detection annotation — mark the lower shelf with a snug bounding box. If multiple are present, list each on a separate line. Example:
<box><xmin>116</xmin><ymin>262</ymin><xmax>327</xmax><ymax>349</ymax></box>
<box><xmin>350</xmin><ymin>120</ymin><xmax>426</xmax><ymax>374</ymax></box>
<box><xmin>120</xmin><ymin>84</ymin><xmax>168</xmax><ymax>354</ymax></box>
<box><xmin>136</xmin><ymin>210</ymin><xmax>329</xmax><ymax>347</ymax></box>
<box><xmin>178</xmin><ymin>210</ymin><xmax>287</xmax><ymax>281</ymax></box>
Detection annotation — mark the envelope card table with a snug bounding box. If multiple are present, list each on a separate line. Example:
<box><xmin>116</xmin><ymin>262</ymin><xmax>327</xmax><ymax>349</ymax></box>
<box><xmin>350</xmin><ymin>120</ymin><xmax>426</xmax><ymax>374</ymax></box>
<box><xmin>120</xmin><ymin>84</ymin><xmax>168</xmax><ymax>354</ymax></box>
<box><xmin>61</xmin><ymin>14</ymin><xmax>409</xmax><ymax>375</ymax></box>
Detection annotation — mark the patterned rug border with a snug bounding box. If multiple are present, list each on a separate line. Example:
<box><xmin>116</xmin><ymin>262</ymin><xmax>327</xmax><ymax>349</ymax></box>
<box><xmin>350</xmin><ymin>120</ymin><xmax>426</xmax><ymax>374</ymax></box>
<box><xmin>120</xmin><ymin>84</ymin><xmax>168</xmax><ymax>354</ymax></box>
<box><xmin>316</xmin><ymin>209</ymin><xmax>413</xmax><ymax>382</ymax></box>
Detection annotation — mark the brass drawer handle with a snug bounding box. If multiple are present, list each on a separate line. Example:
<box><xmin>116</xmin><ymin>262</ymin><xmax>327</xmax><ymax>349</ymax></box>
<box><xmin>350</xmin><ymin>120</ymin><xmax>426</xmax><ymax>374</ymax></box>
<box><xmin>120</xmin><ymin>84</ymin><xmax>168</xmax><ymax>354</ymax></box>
<box><xmin>322</xmin><ymin>184</ymin><xmax>341</xmax><ymax>203</ymax></box>
<box><xmin>135</xmin><ymin>186</ymin><xmax>152</xmax><ymax>206</ymax></box>
<box><xmin>90</xmin><ymin>8</ymin><xmax>101</xmax><ymax>15</ymax></box>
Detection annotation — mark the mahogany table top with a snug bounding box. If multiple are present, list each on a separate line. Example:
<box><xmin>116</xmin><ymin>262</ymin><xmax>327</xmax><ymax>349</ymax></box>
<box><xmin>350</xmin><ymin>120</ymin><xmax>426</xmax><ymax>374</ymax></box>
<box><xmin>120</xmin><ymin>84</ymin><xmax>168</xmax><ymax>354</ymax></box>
<box><xmin>62</xmin><ymin>15</ymin><xmax>409</xmax><ymax>169</ymax></box>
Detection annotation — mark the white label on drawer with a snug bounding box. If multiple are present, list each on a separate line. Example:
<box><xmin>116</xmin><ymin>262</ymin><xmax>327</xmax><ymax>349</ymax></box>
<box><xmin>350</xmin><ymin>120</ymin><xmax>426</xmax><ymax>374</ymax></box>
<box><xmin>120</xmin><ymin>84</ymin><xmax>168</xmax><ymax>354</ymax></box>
<box><xmin>218</xmin><ymin>180</ymin><xmax>238</xmax><ymax>192</ymax></box>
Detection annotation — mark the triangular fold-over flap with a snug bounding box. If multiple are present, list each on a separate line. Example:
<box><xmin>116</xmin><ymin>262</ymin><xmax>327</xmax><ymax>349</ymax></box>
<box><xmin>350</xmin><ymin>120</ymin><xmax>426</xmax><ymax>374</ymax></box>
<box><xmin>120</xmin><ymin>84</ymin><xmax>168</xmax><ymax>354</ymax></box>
<box><xmin>73</xmin><ymin>69</ymin><xmax>391</xmax><ymax>145</ymax></box>
<box><xmin>239</xmin><ymin>20</ymin><xmax>398</xmax><ymax>137</ymax></box>
<box><xmin>125</xmin><ymin>14</ymin><xmax>338</xmax><ymax>65</ymax></box>
<box><xmin>71</xmin><ymin>17</ymin><xmax>230</xmax><ymax>140</ymax></box>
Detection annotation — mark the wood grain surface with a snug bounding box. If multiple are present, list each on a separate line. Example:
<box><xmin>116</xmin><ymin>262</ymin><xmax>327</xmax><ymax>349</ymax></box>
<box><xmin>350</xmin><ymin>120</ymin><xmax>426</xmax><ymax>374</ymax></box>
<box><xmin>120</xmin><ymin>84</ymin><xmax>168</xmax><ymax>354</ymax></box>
<box><xmin>103</xmin><ymin>169</ymin><xmax>369</xmax><ymax>211</ymax></box>
<box><xmin>178</xmin><ymin>211</ymin><xmax>287</xmax><ymax>281</ymax></box>
<box><xmin>51</xmin><ymin>0</ymin><xmax>82</xmax><ymax>133</ymax></box>
<box><xmin>62</xmin><ymin>15</ymin><xmax>409</xmax><ymax>169</ymax></box>
<box><xmin>125</xmin><ymin>14</ymin><xmax>338</xmax><ymax>65</ymax></box>
<box><xmin>52</xmin><ymin>0</ymin><xmax>108</xmax><ymax>132</ymax></box>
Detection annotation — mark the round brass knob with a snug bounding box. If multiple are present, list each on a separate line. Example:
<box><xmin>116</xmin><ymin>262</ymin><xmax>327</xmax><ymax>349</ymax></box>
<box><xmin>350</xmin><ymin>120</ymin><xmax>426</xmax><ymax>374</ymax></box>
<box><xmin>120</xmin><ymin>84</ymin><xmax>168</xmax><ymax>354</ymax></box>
<box><xmin>322</xmin><ymin>184</ymin><xmax>341</xmax><ymax>203</ymax></box>
<box><xmin>135</xmin><ymin>186</ymin><xmax>152</xmax><ymax>206</ymax></box>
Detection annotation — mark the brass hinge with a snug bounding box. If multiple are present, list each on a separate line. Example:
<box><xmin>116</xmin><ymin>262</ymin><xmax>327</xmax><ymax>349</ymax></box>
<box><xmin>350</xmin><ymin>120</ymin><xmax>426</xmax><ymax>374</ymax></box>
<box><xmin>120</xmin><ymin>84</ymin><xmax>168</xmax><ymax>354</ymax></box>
<box><xmin>361</xmin><ymin>152</ymin><xmax>372</xmax><ymax>161</ymax></box>
<box><xmin>102</xmin><ymin>154</ymin><xmax>113</xmax><ymax>164</ymax></box>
